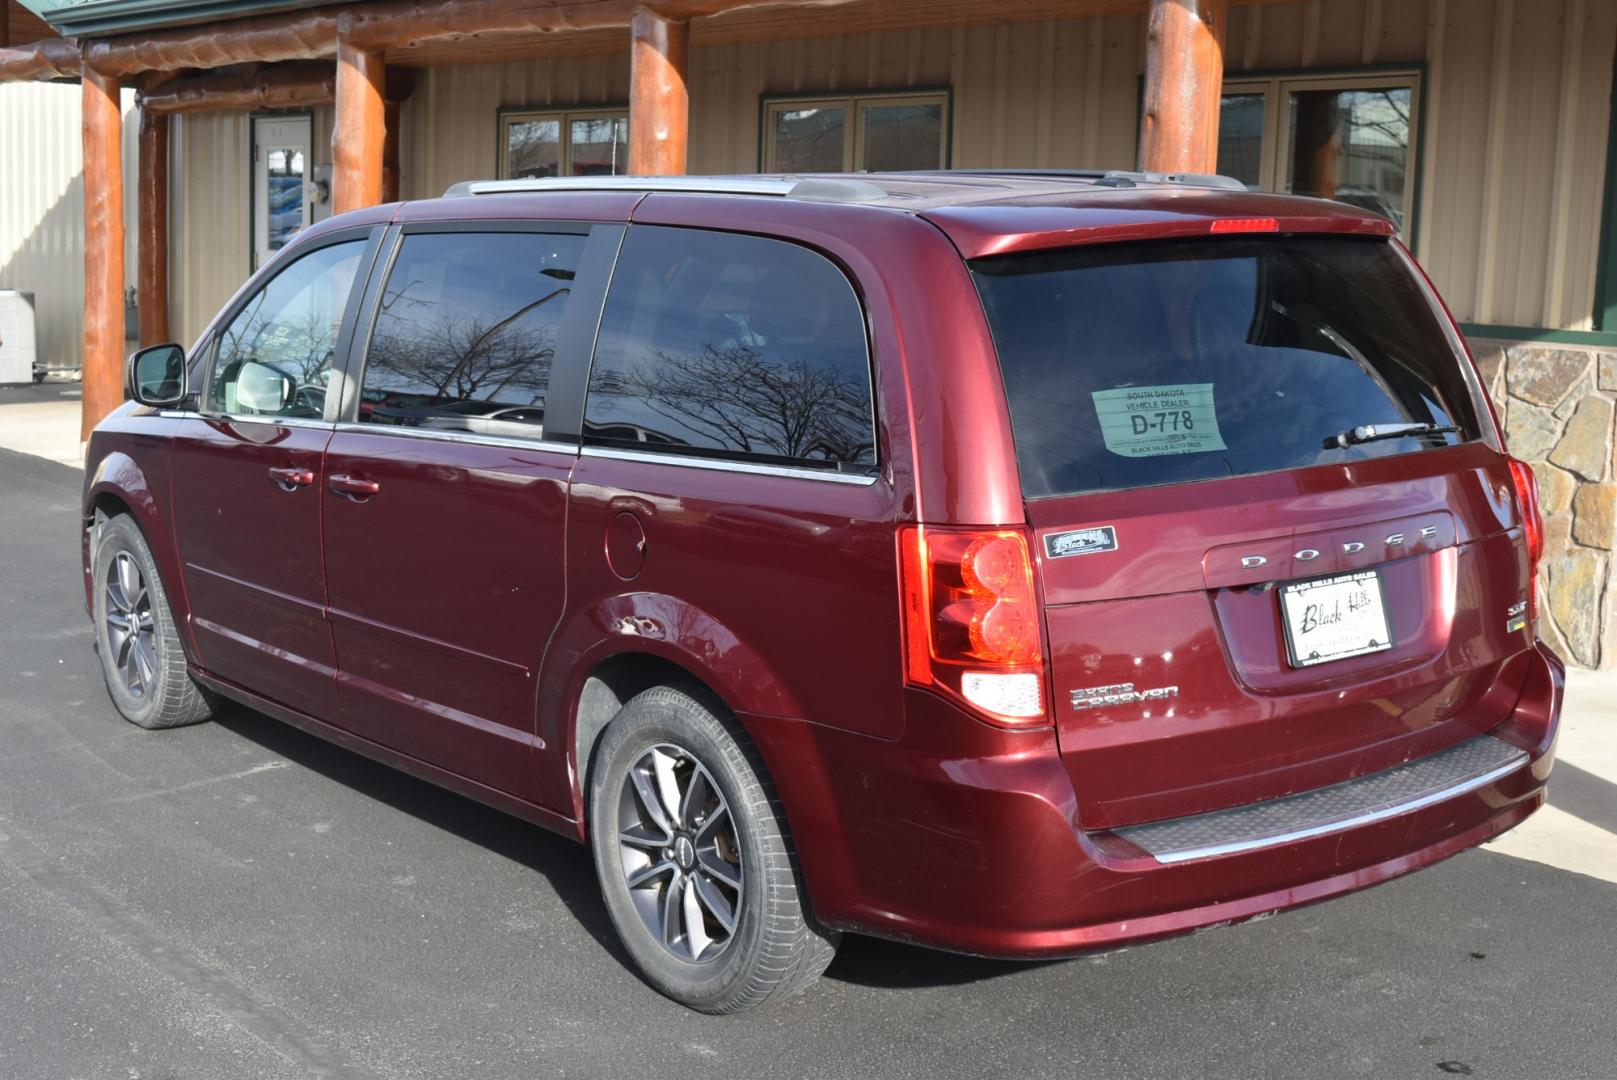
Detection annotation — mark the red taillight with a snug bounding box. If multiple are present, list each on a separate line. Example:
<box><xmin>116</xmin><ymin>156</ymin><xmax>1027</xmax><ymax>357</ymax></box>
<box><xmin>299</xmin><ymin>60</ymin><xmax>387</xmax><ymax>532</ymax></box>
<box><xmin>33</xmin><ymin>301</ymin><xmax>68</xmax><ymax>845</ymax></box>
<box><xmin>1508</xmin><ymin>459</ymin><xmax>1544</xmax><ymax>565</ymax></box>
<box><xmin>1508</xmin><ymin>458</ymin><xmax>1544</xmax><ymax>631</ymax></box>
<box><xmin>1210</xmin><ymin>217</ymin><xmax>1279</xmax><ymax>234</ymax></box>
<box><xmin>898</xmin><ymin>526</ymin><xmax>1047</xmax><ymax>726</ymax></box>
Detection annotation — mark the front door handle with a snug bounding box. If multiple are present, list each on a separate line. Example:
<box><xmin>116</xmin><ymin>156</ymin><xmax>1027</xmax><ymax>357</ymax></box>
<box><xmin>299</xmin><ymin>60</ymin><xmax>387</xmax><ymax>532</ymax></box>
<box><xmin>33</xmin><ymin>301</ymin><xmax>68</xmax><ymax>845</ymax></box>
<box><xmin>328</xmin><ymin>473</ymin><xmax>381</xmax><ymax>498</ymax></box>
<box><xmin>268</xmin><ymin>465</ymin><xmax>315</xmax><ymax>490</ymax></box>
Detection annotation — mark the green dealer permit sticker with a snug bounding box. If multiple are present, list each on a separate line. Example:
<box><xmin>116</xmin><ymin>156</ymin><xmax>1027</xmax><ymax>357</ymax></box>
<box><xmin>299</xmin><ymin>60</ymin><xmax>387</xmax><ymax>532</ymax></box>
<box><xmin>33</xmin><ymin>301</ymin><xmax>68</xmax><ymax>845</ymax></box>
<box><xmin>1091</xmin><ymin>383</ymin><xmax>1227</xmax><ymax>458</ymax></box>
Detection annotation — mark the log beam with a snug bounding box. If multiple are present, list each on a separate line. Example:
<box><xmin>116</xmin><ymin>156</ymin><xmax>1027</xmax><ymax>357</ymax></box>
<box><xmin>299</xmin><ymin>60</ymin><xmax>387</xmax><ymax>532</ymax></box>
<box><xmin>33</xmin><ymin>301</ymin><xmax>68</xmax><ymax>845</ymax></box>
<box><xmin>73</xmin><ymin>0</ymin><xmax>861</xmax><ymax>79</ymax></box>
<box><xmin>82</xmin><ymin>67</ymin><xmax>126</xmax><ymax>440</ymax></box>
<box><xmin>332</xmin><ymin>40</ymin><xmax>386</xmax><ymax>213</ymax></box>
<box><xmin>0</xmin><ymin>36</ymin><xmax>79</xmax><ymax>80</ymax></box>
<box><xmin>136</xmin><ymin>109</ymin><xmax>170</xmax><ymax>347</ymax></box>
<box><xmin>629</xmin><ymin>7</ymin><xmax>689</xmax><ymax>175</ymax></box>
<box><xmin>139</xmin><ymin>61</ymin><xmax>336</xmax><ymax>113</ymax></box>
<box><xmin>1139</xmin><ymin>0</ymin><xmax>1228</xmax><ymax>174</ymax></box>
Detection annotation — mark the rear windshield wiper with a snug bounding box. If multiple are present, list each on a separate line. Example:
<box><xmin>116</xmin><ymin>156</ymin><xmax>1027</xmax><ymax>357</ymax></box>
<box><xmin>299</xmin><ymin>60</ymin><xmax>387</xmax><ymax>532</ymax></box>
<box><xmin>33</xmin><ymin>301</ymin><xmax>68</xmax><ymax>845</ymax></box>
<box><xmin>1322</xmin><ymin>422</ymin><xmax>1461</xmax><ymax>449</ymax></box>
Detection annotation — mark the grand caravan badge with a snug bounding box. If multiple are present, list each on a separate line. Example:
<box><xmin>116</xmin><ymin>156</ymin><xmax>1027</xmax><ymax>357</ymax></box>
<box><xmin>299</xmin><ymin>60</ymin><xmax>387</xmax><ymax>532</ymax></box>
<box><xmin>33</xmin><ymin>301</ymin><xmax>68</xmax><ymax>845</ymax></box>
<box><xmin>1044</xmin><ymin>526</ymin><xmax>1118</xmax><ymax>559</ymax></box>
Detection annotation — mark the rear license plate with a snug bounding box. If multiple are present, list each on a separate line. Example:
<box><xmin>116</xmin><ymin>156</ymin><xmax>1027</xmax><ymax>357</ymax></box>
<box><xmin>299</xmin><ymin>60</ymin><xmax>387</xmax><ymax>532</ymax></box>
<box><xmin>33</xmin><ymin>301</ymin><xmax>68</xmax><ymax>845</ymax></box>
<box><xmin>1279</xmin><ymin>569</ymin><xmax>1393</xmax><ymax>668</ymax></box>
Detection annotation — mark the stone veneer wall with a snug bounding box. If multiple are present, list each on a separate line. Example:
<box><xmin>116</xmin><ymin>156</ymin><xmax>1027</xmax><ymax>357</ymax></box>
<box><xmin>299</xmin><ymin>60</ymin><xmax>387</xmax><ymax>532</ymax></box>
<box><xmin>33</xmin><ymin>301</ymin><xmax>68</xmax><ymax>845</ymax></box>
<box><xmin>1470</xmin><ymin>339</ymin><xmax>1617</xmax><ymax>669</ymax></box>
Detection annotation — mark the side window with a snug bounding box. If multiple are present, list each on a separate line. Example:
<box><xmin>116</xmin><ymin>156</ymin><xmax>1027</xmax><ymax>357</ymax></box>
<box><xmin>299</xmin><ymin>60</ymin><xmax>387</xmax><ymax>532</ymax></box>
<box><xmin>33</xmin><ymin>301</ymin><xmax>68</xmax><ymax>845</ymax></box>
<box><xmin>210</xmin><ymin>239</ymin><xmax>366</xmax><ymax>418</ymax></box>
<box><xmin>357</xmin><ymin>231</ymin><xmax>586</xmax><ymax>440</ymax></box>
<box><xmin>584</xmin><ymin>226</ymin><xmax>876</xmax><ymax>473</ymax></box>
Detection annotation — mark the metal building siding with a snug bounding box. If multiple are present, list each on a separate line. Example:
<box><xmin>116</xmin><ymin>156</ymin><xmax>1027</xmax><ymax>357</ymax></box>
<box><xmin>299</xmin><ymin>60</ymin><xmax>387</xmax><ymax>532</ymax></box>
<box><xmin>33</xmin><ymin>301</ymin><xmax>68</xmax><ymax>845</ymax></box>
<box><xmin>682</xmin><ymin>17</ymin><xmax>1143</xmax><ymax>173</ymax></box>
<box><xmin>401</xmin><ymin>53</ymin><xmax>633</xmax><ymax>200</ymax></box>
<box><xmin>153</xmin><ymin>0</ymin><xmax>1609</xmax><ymax>337</ymax></box>
<box><xmin>0</xmin><ymin>80</ymin><xmax>137</xmax><ymax>372</ymax></box>
<box><xmin>170</xmin><ymin>111</ymin><xmax>252</xmax><ymax>349</ymax></box>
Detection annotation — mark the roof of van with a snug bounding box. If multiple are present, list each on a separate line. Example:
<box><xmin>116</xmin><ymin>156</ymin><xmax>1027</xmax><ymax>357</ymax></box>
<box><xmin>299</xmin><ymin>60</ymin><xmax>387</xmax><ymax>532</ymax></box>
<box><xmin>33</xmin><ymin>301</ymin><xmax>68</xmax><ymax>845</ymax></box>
<box><xmin>440</xmin><ymin>170</ymin><xmax>1250</xmax><ymax>209</ymax></box>
<box><xmin>306</xmin><ymin>170</ymin><xmax>1399</xmax><ymax>261</ymax></box>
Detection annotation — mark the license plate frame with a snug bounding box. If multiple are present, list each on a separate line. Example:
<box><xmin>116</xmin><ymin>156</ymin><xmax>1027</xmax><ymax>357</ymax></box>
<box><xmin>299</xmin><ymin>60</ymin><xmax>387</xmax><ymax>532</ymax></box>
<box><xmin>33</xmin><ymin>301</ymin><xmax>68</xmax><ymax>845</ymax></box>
<box><xmin>1278</xmin><ymin>568</ymin><xmax>1394</xmax><ymax>669</ymax></box>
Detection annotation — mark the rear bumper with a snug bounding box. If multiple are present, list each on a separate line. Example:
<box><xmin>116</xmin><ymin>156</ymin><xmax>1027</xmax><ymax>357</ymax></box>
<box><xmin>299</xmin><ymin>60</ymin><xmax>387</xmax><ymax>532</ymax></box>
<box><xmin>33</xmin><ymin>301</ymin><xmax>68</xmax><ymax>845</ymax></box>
<box><xmin>750</xmin><ymin>643</ymin><xmax>1562</xmax><ymax>959</ymax></box>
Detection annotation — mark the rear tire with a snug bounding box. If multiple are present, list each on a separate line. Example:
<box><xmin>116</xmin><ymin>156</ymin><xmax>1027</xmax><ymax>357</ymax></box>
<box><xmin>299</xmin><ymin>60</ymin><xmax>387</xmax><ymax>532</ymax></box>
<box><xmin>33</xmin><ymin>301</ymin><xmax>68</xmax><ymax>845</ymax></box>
<box><xmin>588</xmin><ymin>685</ymin><xmax>838</xmax><ymax>1013</ymax></box>
<box><xmin>91</xmin><ymin>513</ymin><xmax>216</xmax><ymax>730</ymax></box>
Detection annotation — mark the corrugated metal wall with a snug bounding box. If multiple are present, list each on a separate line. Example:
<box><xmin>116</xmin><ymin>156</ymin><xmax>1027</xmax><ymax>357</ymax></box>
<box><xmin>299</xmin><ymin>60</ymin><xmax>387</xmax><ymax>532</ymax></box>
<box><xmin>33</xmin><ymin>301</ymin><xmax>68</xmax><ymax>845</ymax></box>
<box><xmin>170</xmin><ymin>112</ymin><xmax>252</xmax><ymax>349</ymax></box>
<box><xmin>401</xmin><ymin>54</ymin><xmax>633</xmax><ymax>200</ymax></box>
<box><xmin>159</xmin><ymin>0</ymin><xmax>1612</xmax><ymax>338</ymax></box>
<box><xmin>0</xmin><ymin>81</ymin><xmax>139</xmax><ymax>372</ymax></box>
<box><xmin>170</xmin><ymin>104</ymin><xmax>335</xmax><ymax>348</ymax></box>
<box><xmin>1226</xmin><ymin>0</ymin><xmax>1617</xmax><ymax>331</ymax></box>
<box><xmin>393</xmin><ymin>0</ymin><xmax>1614</xmax><ymax>331</ymax></box>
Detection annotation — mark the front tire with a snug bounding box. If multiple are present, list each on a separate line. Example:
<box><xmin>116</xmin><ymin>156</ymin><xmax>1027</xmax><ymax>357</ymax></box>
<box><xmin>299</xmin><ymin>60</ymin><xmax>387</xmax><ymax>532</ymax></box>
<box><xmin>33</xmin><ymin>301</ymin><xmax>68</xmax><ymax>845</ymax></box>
<box><xmin>91</xmin><ymin>513</ymin><xmax>215</xmax><ymax>730</ymax></box>
<box><xmin>588</xmin><ymin>685</ymin><xmax>838</xmax><ymax>1013</ymax></box>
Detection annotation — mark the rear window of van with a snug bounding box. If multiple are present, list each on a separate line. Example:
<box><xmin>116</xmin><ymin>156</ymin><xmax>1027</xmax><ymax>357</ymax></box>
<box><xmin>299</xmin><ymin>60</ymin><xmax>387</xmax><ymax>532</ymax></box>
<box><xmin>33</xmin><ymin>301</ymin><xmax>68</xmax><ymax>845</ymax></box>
<box><xmin>971</xmin><ymin>236</ymin><xmax>1483</xmax><ymax>499</ymax></box>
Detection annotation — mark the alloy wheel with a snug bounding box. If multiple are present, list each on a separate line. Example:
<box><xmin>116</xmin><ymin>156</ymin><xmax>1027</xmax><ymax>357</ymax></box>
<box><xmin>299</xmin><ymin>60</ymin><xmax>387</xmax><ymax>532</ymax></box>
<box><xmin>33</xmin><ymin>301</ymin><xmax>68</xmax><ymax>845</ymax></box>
<box><xmin>104</xmin><ymin>551</ymin><xmax>158</xmax><ymax>698</ymax></box>
<box><xmin>616</xmin><ymin>743</ymin><xmax>744</xmax><ymax>962</ymax></box>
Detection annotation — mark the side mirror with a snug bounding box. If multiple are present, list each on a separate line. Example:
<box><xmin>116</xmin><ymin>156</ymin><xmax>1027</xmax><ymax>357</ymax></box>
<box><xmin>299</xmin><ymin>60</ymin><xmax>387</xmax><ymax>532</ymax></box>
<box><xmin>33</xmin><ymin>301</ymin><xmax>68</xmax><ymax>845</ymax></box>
<box><xmin>127</xmin><ymin>343</ymin><xmax>188</xmax><ymax>407</ymax></box>
<box><xmin>235</xmin><ymin>360</ymin><xmax>297</xmax><ymax>414</ymax></box>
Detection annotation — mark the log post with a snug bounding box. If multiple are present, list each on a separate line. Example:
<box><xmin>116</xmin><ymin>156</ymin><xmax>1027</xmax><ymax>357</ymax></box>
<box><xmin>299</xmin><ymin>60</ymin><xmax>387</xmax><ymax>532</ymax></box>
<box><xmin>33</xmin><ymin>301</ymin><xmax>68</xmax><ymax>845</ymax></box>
<box><xmin>629</xmin><ymin>6</ymin><xmax>689</xmax><ymax>175</ymax></box>
<box><xmin>82</xmin><ymin>67</ymin><xmax>126</xmax><ymax>440</ymax></box>
<box><xmin>137</xmin><ymin>109</ymin><xmax>170</xmax><ymax>346</ymax></box>
<box><xmin>332</xmin><ymin>39</ymin><xmax>385</xmax><ymax>213</ymax></box>
<box><xmin>1139</xmin><ymin>0</ymin><xmax>1228</xmax><ymax>174</ymax></box>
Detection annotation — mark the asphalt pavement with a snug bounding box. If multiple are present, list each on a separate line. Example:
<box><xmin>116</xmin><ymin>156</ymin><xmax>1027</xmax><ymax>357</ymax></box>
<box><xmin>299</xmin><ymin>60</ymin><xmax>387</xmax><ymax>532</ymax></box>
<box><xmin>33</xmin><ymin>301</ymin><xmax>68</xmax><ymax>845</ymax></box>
<box><xmin>2</xmin><ymin>442</ymin><xmax>1615</xmax><ymax>1080</ymax></box>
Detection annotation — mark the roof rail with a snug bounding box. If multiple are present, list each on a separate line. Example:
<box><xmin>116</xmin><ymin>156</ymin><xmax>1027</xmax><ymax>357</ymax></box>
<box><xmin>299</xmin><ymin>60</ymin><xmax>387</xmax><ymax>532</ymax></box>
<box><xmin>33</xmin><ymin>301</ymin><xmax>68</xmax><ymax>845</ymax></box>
<box><xmin>444</xmin><ymin>175</ymin><xmax>800</xmax><ymax>198</ymax></box>
<box><xmin>909</xmin><ymin>168</ymin><xmax>1248</xmax><ymax>191</ymax></box>
<box><xmin>443</xmin><ymin>174</ymin><xmax>893</xmax><ymax>203</ymax></box>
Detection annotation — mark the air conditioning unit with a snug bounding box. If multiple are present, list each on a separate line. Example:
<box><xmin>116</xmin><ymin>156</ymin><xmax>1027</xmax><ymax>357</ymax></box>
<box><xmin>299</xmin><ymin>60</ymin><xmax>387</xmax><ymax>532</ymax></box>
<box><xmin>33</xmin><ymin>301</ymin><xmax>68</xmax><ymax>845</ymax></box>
<box><xmin>0</xmin><ymin>290</ymin><xmax>39</xmax><ymax>385</ymax></box>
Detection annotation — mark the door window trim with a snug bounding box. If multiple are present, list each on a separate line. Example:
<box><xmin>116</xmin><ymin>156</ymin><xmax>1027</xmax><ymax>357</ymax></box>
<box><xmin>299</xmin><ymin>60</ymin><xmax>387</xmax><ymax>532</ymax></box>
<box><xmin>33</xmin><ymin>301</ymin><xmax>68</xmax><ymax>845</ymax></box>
<box><xmin>333</xmin><ymin>221</ymin><xmax>618</xmax><ymax>452</ymax></box>
<box><xmin>198</xmin><ymin>225</ymin><xmax>385</xmax><ymax>426</ymax></box>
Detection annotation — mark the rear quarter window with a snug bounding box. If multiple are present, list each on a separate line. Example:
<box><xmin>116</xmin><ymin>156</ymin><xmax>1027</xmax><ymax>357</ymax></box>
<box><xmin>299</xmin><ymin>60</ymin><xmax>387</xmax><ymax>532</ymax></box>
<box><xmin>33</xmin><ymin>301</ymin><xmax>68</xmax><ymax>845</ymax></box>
<box><xmin>971</xmin><ymin>235</ymin><xmax>1483</xmax><ymax>498</ymax></box>
<box><xmin>583</xmin><ymin>225</ymin><xmax>876</xmax><ymax>474</ymax></box>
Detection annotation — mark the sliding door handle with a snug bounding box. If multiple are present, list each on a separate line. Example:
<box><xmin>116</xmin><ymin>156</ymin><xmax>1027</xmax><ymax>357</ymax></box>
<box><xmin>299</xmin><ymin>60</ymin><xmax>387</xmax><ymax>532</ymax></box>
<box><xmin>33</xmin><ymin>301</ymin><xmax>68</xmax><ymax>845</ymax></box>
<box><xmin>328</xmin><ymin>473</ymin><xmax>381</xmax><ymax>498</ymax></box>
<box><xmin>268</xmin><ymin>465</ymin><xmax>315</xmax><ymax>490</ymax></box>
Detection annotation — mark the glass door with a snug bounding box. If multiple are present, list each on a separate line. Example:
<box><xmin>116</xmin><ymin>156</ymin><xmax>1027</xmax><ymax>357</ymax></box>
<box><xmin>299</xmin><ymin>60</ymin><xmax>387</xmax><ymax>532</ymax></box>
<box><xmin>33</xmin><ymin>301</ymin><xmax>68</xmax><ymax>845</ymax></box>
<box><xmin>253</xmin><ymin>116</ymin><xmax>313</xmax><ymax>271</ymax></box>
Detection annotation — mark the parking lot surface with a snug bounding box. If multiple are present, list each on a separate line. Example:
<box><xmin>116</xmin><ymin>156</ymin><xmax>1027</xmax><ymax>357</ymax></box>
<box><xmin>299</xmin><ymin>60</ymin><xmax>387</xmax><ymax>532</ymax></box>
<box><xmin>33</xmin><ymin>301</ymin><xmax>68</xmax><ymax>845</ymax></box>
<box><xmin>2</xmin><ymin>443</ymin><xmax>1615</xmax><ymax>1080</ymax></box>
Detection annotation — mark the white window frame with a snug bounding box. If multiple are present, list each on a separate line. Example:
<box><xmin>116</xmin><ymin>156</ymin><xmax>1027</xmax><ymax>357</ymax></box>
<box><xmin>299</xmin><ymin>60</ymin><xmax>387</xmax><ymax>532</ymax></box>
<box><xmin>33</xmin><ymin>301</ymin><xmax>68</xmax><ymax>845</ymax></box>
<box><xmin>498</xmin><ymin>107</ymin><xmax>630</xmax><ymax>179</ymax></box>
<box><xmin>762</xmin><ymin>90</ymin><xmax>950</xmax><ymax>172</ymax></box>
<box><xmin>1221</xmin><ymin>70</ymin><xmax>1421</xmax><ymax>238</ymax></box>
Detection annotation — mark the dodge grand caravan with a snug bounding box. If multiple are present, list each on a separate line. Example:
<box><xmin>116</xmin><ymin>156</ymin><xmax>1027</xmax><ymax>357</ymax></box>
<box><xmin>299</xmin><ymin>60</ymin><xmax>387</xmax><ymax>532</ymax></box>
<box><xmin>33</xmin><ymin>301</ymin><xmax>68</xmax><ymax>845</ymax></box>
<box><xmin>84</xmin><ymin>171</ymin><xmax>1562</xmax><ymax>1013</ymax></box>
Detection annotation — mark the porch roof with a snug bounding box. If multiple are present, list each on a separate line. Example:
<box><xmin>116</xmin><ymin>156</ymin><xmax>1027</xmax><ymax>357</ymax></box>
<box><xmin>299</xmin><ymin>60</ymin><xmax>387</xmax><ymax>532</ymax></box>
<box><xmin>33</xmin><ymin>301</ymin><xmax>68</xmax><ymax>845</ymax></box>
<box><xmin>17</xmin><ymin>0</ymin><xmax>334</xmax><ymax>36</ymax></box>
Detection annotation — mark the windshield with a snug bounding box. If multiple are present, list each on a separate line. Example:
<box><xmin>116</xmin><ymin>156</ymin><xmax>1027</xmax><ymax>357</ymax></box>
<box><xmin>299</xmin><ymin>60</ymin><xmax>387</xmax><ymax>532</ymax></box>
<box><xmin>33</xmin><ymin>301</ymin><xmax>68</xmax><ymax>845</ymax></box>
<box><xmin>971</xmin><ymin>235</ymin><xmax>1483</xmax><ymax>499</ymax></box>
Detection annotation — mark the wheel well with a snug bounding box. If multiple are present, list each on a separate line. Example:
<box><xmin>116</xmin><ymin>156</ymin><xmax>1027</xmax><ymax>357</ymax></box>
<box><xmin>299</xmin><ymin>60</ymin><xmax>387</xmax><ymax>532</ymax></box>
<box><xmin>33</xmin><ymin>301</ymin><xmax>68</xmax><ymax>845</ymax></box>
<box><xmin>574</xmin><ymin>652</ymin><xmax>725</xmax><ymax>806</ymax></box>
<box><xmin>85</xmin><ymin>492</ymin><xmax>134</xmax><ymax>556</ymax></box>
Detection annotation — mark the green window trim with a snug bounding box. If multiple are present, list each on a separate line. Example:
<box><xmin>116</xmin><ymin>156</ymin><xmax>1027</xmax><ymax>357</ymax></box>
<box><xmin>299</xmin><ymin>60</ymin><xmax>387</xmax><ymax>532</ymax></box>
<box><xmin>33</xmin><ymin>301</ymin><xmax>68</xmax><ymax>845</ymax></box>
<box><xmin>1458</xmin><ymin>323</ymin><xmax>1617</xmax><ymax>348</ymax></box>
<box><xmin>1594</xmin><ymin>61</ymin><xmax>1617</xmax><ymax>333</ymax></box>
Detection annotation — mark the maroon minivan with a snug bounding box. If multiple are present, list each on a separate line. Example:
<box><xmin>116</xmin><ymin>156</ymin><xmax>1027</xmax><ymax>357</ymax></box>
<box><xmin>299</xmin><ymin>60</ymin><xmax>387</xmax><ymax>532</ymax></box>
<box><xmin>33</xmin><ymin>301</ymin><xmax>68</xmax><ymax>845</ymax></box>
<box><xmin>85</xmin><ymin>171</ymin><xmax>1561</xmax><ymax>1012</ymax></box>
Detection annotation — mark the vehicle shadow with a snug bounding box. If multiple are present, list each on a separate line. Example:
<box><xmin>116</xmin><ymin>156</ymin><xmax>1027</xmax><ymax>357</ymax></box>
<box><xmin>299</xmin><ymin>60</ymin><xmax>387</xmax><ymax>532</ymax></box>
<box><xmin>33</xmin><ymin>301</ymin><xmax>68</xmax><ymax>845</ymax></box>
<box><xmin>1549</xmin><ymin>761</ymin><xmax>1617</xmax><ymax>833</ymax></box>
<box><xmin>211</xmin><ymin>702</ymin><xmax>635</xmax><ymax>969</ymax></box>
<box><xmin>212</xmin><ymin>700</ymin><xmax>1068</xmax><ymax>993</ymax></box>
<box><xmin>825</xmin><ymin>933</ymin><xmax>1062</xmax><ymax>989</ymax></box>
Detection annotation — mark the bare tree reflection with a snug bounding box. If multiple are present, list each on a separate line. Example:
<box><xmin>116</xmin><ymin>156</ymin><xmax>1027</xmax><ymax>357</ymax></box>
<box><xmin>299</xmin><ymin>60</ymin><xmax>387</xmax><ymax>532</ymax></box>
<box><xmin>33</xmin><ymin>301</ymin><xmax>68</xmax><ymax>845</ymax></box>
<box><xmin>596</xmin><ymin>343</ymin><xmax>874</xmax><ymax>463</ymax></box>
<box><xmin>366</xmin><ymin>280</ymin><xmax>568</xmax><ymax>406</ymax></box>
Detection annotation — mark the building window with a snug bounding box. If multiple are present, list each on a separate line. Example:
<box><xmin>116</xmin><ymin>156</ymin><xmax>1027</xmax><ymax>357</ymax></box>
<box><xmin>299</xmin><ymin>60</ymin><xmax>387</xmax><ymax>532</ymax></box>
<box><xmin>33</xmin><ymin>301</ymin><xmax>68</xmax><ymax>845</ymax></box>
<box><xmin>1217</xmin><ymin>72</ymin><xmax>1420</xmax><ymax>235</ymax></box>
<box><xmin>763</xmin><ymin>91</ymin><xmax>948</xmax><ymax>172</ymax></box>
<box><xmin>499</xmin><ymin>109</ymin><xmax>629</xmax><ymax>179</ymax></box>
